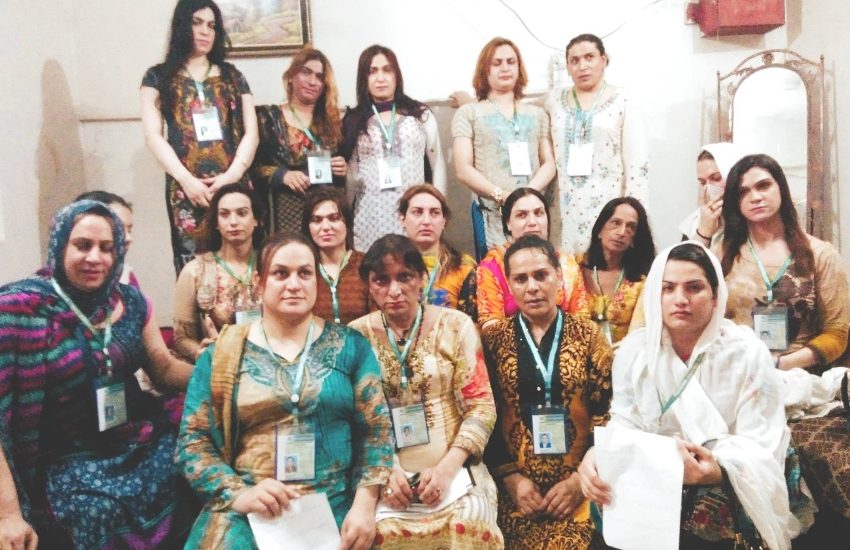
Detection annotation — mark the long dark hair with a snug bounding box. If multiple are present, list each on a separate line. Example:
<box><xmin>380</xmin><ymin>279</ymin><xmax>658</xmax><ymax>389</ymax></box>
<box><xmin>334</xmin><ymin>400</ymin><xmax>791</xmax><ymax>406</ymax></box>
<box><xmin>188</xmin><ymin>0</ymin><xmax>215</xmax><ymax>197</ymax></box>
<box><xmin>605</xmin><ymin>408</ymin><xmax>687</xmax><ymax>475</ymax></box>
<box><xmin>283</xmin><ymin>46</ymin><xmax>342</xmax><ymax>149</ymax></box>
<box><xmin>500</xmin><ymin>187</ymin><xmax>550</xmax><ymax>239</ymax></box>
<box><xmin>158</xmin><ymin>0</ymin><xmax>230</xmax><ymax>115</ymax></box>
<box><xmin>720</xmin><ymin>154</ymin><xmax>813</xmax><ymax>275</ymax></box>
<box><xmin>197</xmin><ymin>183</ymin><xmax>265</xmax><ymax>252</ymax></box>
<box><xmin>340</xmin><ymin>45</ymin><xmax>428</xmax><ymax>159</ymax></box>
<box><xmin>359</xmin><ymin>234</ymin><xmax>427</xmax><ymax>281</ymax></box>
<box><xmin>301</xmin><ymin>186</ymin><xmax>354</xmax><ymax>250</ymax></box>
<box><xmin>583</xmin><ymin>197</ymin><xmax>655</xmax><ymax>282</ymax></box>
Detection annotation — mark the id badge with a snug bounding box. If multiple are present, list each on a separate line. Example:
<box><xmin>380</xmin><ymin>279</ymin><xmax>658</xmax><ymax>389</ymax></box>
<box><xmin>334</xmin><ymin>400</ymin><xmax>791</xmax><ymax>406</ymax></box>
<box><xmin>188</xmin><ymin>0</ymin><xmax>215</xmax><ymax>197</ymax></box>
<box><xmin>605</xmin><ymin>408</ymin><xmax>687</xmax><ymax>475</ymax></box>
<box><xmin>276</xmin><ymin>421</ymin><xmax>316</xmax><ymax>481</ymax></box>
<box><xmin>567</xmin><ymin>143</ymin><xmax>594</xmax><ymax>176</ymax></box>
<box><xmin>753</xmin><ymin>304</ymin><xmax>789</xmax><ymax>351</ymax></box>
<box><xmin>507</xmin><ymin>141</ymin><xmax>532</xmax><ymax>176</ymax></box>
<box><xmin>235</xmin><ymin>307</ymin><xmax>261</xmax><ymax>325</ymax></box>
<box><xmin>532</xmin><ymin>406</ymin><xmax>569</xmax><ymax>455</ymax></box>
<box><xmin>597</xmin><ymin>320</ymin><xmax>613</xmax><ymax>345</ymax></box>
<box><xmin>391</xmin><ymin>402</ymin><xmax>430</xmax><ymax>449</ymax></box>
<box><xmin>378</xmin><ymin>156</ymin><xmax>402</xmax><ymax>190</ymax></box>
<box><xmin>95</xmin><ymin>378</ymin><xmax>128</xmax><ymax>432</ymax></box>
<box><xmin>307</xmin><ymin>150</ymin><xmax>333</xmax><ymax>184</ymax></box>
<box><xmin>192</xmin><ymin>107</ymin><xmax>223</xmax><ymax>142</ymax></box>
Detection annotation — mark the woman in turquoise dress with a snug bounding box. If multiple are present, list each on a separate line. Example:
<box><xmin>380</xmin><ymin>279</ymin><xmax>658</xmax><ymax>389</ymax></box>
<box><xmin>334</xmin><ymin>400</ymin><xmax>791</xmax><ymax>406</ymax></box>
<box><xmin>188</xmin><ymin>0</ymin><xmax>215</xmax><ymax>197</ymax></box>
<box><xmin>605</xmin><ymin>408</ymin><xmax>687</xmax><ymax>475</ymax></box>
<box><xmin>178</xmin><ymin>231</ymin><xmax>394</xmax><ymax>549</ymax></box>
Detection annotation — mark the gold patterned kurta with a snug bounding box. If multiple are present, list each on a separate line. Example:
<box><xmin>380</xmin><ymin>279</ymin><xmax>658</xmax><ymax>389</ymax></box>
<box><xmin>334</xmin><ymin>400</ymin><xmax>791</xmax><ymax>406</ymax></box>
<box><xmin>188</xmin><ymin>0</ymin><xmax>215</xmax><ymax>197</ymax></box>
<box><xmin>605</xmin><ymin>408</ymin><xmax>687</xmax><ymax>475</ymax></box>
<box><xmin>350</xmin><ymin>307</ymin><xmax>504</xmax><ymax>549</ymax></box>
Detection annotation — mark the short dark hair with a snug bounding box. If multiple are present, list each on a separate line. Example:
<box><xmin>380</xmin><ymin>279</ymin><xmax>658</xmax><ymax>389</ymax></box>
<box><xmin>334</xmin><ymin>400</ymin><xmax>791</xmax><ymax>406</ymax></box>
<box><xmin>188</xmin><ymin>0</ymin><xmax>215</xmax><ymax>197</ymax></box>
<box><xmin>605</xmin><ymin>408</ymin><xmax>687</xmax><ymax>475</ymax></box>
<box><xmin>257</xmin><ymin>230</ymin><xmax>319</xmax><ymax>285</ymax></box>
<box><xmin>566</xmin><ymin>33</ymin><xmax>608</xmax><ymax>64</ymax></box>
<box><xmin>667</xmin><ymin>243</ymin><xmax>719</xmax><ymax>297</ymax></box>
<box><xmin>198</xmin><ymin>183</ymin><xmax>265</xmax><ymax>252</ymax></box>
<box><xmin>74</xmin><ymin>190</ymin><xmax>132</xmax><ymax>210</ymax></box>
<box><xmin>301</xmin><ymin>187</ymin><xmax>354</xmax><ymax>250</ymax></box>
<box><xmin>359</xmin><ymin>234</ymin><xmax>426</xmax><ymax>281</ymax></box>
<box><xmin>583</xmin><ymin>197</ymin><xmax>656</xmax><ymax>282</ymax></box>
<box><xmin>504</xmin><ymin>235</ymin><xmax>559</xmax><ymax>278</ymax></box>
<box><xmin>501</xmin><ymin>187</ymin><xmax>550</xmax><ymax>238</ymax></box>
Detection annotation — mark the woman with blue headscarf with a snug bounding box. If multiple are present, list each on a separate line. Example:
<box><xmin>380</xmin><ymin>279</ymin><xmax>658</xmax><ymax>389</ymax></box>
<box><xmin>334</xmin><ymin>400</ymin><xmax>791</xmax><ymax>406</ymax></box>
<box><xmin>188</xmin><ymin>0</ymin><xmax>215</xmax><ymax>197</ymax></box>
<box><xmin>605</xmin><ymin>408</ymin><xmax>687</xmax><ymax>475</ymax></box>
<box><xmin>0</xmin><ymin>200</ymin><xmax>194</xmax><ymax>548</ymax></box>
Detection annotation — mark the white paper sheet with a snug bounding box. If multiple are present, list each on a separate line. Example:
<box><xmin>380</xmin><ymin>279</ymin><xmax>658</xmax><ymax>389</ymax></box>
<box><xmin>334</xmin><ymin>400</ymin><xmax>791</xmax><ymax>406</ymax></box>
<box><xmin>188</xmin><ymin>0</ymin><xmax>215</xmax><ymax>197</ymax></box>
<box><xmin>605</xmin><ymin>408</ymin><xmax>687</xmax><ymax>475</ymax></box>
<box><xmin>247</xmin><ymin>492</ymin><xmax>340</xmax><ymax>550</ymax></box>
<box><xmin>375</xmin><ymin>467</ymin><xmax>474</xmax><ymax>521</ymax></box>
<box><xmin>595</xmin><ymin>426</ymin><xmax>683</xmax><ymax>550</ymax></box>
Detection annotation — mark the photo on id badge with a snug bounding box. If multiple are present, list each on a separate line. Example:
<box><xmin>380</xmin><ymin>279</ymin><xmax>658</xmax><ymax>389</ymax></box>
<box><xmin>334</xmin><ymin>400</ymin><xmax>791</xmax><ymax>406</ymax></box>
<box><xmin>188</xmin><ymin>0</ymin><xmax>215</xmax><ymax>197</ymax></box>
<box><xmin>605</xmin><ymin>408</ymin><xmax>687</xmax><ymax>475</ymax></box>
<box><xmin>532</xmin><ymin>409</ymin><xmax>571</xmax><ymax>455</ymax></box>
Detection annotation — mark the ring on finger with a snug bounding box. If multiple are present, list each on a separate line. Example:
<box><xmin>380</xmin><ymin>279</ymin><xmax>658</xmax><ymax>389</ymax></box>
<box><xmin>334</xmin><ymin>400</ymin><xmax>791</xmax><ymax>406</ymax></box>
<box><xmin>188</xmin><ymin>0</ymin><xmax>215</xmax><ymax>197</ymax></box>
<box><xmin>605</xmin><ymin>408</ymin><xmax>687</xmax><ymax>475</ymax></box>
<box><xmin>384</xmin><ymin>487</ymin><xmax>393</xmax><ymax>496</ymax></box>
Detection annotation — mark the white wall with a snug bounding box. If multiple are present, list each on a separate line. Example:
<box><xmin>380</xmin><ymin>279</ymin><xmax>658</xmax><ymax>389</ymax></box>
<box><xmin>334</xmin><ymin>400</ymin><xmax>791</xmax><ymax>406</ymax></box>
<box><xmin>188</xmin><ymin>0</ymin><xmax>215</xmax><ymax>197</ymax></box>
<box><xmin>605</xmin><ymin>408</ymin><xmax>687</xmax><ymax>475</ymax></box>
<box><xmin>2</xmin><ymin>0</ymin><xmax>848</xmax><ymax>326</ymax></box>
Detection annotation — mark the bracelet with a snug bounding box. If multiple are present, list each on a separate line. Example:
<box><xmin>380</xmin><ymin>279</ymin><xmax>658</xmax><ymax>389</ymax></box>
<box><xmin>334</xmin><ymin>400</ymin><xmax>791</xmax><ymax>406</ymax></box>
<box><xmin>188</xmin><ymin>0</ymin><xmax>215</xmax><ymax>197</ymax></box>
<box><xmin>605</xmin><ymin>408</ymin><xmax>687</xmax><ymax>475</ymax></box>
<box><xmin>775</xmin><ymin>355</ymin><xmax>781</xmax><ymax>370</ymax></box>
<box><xmin>695</xmin><ymin>229</ymin><xmax>711</xmax><ymax>242</ymax></box>
<box><xmin>490</xmin><ymin>187</ymin><xmax>505</xmax><ymax>205</ymax></box>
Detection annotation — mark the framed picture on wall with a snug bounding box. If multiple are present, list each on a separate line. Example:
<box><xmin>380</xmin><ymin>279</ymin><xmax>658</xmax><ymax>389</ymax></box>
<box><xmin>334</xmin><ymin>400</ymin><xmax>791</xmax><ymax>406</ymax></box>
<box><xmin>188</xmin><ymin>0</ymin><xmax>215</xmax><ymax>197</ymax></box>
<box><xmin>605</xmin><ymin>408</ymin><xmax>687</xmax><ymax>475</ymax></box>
<box><xmin>220</xmin><ymin>0</ymin><xmax>312</xmax><ymax>57</ymax></box>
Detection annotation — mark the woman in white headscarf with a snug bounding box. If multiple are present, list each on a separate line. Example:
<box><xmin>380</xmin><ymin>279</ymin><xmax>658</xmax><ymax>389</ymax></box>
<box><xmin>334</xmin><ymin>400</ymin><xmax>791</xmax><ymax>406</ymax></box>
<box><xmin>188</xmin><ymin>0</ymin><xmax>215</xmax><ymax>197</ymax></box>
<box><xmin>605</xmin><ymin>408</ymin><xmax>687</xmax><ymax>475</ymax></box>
<box><xmin>679</xmin><ymin>143</ymin><xmax>748</xmax><ymax>246</ymax></box>
<box><xmin>578</xmin><ymin>241</ymin><xmax>804</xmax><ymax>550</ymax></box>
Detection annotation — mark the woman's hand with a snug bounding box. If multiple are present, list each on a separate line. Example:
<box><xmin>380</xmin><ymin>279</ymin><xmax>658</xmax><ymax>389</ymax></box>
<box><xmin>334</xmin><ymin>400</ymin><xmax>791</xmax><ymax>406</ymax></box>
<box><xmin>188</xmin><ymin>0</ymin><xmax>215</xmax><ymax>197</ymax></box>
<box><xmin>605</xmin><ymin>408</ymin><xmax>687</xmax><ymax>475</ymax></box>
<box><xmin>204</xmin><ymin>172</ymin><xmax>239</xmax><ymax>196</ymax></box>
<box><xmin>577</xmin><ymin>447</ymin><xmax>611</xmax><ymax>505</ymax></box>
<box><xmin>448</xmin><ymin>90</ymin><xmax>475</xmax><ymax>109</ymax></box>
<box><xmin>696</xmin><ymin>190</ymin><xmax>723</xmax><ymax>242</ymax></box>
<box><xmin>541</xmin><ymin>472</ymin><xmax>584</xmax><ymax>520</ymax></box>
<box><xmin>417</xmin><ymin>461</ymin><xmax>458</xmax><ymax>507</ymax></box>
<box><xmin>230</xmin><ymin>479</ymin><xmax>300</xmax><ymax>518</ymax></box>
<box><xmin>283</xmin><ymin>171</ymin><xmax>310</xmax><ymax>194</ymax></box>
<box><xmin>338</xmin><ymin>490</ymin><xmax>377</xmax><ymax>550</ymax></box>
<box><xmin>503</xmin><ymin>473</ymin><xmax>544</xmax><ymax>517</ymax></box>
<box><xmin>330</xmin><ymin>156</ymin><xmax>348</xmax><ymax>177</ymax></box>
<box><xmin>679</xmin><ymin>441</ymin><xmax>721</xmax><ymax>486</ymax></box>
<box><xmin>0</xmin><ymin>514</ymin><xmax>37</xmax><ymax>550</ymax></box>
<box><xmin>179</xmin><ymin>175</ymin><xmax>213</xmax><ymax>208</ymax></box>
<box><xmin>379</xmin><ymin>467</ymin><xmax>414</xmax><ymax>510</ymax></box>
<box><xmin>202</xmin><ymin>315</ymin><xmax>220</xmax><ymax>340</ymax></box>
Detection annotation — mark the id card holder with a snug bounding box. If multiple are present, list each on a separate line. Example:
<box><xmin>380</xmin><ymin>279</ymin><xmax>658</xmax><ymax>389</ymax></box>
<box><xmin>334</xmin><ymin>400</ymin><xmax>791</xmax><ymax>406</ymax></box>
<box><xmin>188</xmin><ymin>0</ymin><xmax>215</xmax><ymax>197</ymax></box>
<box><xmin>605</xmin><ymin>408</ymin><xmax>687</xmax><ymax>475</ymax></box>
<box><xmin>307</xmin><ymin>149</ymin><xmax>333</xmax><ymax>184</ymax></box>
<box><xmin>94</xmin><ymin>376</ymin><xmax>128</xmax><ymax>432</ymax></box>
<box><xmin>531</xmin><ymin>406</ymin><xmax>569</xmax><ymax>455</ymax></box>
<box><xmin>276</xmin><ymin>420</ymin><xmax>316</xmax><ymax>481</ymax></box>
<box><xmin>378</xmin><ymin>155</ymin><xmax>402</xmax><ymax>190</ymax></box>
<box><xmin>192</xmin><ymin>106</ymin><xmax>223</xmax><ymax>142</ymax></box>
<box><xmin>753</xmin><ymin>303</ymin><xmax>789</xmax><ymax>351</ymax></box>
<box><xmin>507</xmin><ymin>141</ymin><xmax>532</xmax><ymax>176</ymax></box>
<box><xmin>391</xmin><ymin>402</ymin><xmax>430</xmax><ymax>449</ymax></box>
<box><xmin>567</xmin><ymin>143</ymin><xmax>594</xmax><ymax>176</ymax></box>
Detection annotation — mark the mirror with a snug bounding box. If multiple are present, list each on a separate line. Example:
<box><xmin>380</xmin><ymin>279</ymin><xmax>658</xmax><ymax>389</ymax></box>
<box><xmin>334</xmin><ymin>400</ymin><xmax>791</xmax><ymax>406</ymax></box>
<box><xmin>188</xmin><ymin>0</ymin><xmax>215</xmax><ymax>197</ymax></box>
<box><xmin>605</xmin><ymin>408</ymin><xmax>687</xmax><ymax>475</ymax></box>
<box><xmin>717</xmin><ymin>50</ymin><xmax>827</xmax><ymax>239</ymax></box>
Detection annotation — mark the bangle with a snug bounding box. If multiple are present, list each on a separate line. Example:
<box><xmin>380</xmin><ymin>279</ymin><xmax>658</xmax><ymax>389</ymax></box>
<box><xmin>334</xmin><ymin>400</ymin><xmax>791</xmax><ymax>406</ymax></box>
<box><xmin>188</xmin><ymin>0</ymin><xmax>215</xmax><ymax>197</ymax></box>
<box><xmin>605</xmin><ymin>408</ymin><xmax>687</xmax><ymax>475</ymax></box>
<box><xmin>695</xmin><ymin>229</ymin><xmax>711</xmax><ymax>242</ymax></box>
<box><xmin>775</xmin><ymin>355</ymin><xmax>781</xmax><ymax>370</ymax></box>
<box><xmin>490</xmin><ymin>187</ymin><xmax>505</xmax><ymax>205</ymax></box>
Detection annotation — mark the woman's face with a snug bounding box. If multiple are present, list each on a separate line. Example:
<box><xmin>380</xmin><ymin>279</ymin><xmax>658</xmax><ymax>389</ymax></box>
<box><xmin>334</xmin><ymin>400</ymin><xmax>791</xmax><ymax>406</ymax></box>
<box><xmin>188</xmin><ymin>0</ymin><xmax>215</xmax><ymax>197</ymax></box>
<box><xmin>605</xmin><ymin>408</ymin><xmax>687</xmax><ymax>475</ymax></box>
<box><xmin>507</xmin><ymin>247</ymin><xmax>562</xmax><ymax>321</ymax></box>
<box><xmin>697</xmin><ymin>158</ymin><xmax>724</xmax><ymax>189</ymax></box>
<box><xmin>260</xmin><ymin>242</ymin><xmax>317</xmax><ymax>319</ymax></box>
<box><xmin>308</xmin><ymin>200</ymin><xmax>347</xmax><ymax>252</ymax></box>
<box><xmin>63</xmin><ymin>214</ymin><xmax>115</xmax><ymax>292</ymax></box>
<box><xmin>400</xmin><ymin>192</ymin><xmax>446</xmax><ymax>251</ymax></box>
<box><xmin>738</xmin><ymin>167</ymin><xmax>783</xmax><ymax>224</ymax></box>
<box><xmin>289</xmin><ymin>59</ymin><xmax>325</xmax><ymax>106</ymax></box>
<box><xmin>487</xmin><ymin>44</ymin><xmax>519</xmax><ymax>95</ymax></box>
<box><xmin>368</xmin><ymin>254</ymin><xmax>423</xmax><ymax>318</ymax></box>
<box><xmin>216</xmin><ymin>192</ymin><xmax>257</xmax><ymax>247</ymax></box>
<box><xmin>108</xmin><ymin>203</ymin><xmax>134</xmax><ymax>249</ymax></box>
<box><xmin>598</xmin><ymin>204</ymin><xmax>638</xmax><ymax>257</ymax></box>
<box><xmin>507</xmin><ymin>195</ymin><xmax>548</xmax><ymax>239</ymax></box>
<box><xmin>566</xmin><ymin>40</ymin><xmax>607</xmax><ymax>92</ymax></box>
<box><xmin>191</xmin><ymin>7</ymin><xmax>216</xmax><ymax>57</ymax></box>
<box><xmin>660</xmin><ymin>259</ymin><xmax>716</xmax><ymax>338</ymax></box>
<box><xmin>367</xmin><ymin>53</ymin><xmax>396</xmax><ymax>102</ymax></box>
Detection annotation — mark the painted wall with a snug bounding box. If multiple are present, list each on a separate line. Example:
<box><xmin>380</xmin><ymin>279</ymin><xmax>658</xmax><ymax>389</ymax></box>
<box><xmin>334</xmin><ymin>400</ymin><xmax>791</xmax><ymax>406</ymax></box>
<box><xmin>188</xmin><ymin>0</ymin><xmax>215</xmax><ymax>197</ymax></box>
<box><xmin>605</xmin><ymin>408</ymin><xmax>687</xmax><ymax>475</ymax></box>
<box><xmin>2</xmin><ymin>0</ymin><xmax>847</xmax><ymax>326</ymax></box>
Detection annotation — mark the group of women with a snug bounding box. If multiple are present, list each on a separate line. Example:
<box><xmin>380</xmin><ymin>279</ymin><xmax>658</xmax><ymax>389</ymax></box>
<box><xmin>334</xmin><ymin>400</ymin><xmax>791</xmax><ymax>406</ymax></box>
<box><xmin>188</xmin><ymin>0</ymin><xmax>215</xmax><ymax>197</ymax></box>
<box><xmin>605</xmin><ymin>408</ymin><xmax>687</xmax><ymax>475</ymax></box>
<box><xmin>1</xmin><ymin>0</ymin><xmax>848</xmax><ymax>549</ymax></box>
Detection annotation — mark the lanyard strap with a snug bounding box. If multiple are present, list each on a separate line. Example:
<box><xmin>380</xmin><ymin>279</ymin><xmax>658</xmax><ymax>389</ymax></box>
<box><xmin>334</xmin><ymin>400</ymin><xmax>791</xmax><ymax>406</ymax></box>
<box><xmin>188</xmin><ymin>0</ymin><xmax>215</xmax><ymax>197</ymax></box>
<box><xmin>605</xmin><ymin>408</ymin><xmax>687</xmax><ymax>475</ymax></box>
<box><xmin>213</xmin><ymin>252</ymin><xmax>256</xmax><ymax>287</ymax></box>
<box><xmin>423</xmin><ymin>256</ymin><xmax>441</xmax><ymax>303</ymax></box>
<box><xmin>318</xmin><ymin>250</ymin><xmax>351</xmax><ymax>323</ymax></box>
<box><xmin>571</xmin><ymin>82</ymin><xmax>607</xmax><ymax>143</ymax></box>
<box><xmin>518</xmin><ymin>310</ymin><xmax>563</xmax><ymax>407</ymax></box>
<box><xmin>592</xmin><ymin>266</ymin><xmax>625</xmax><ymax>322</ymax></box>
<box><xmin>287</xmin><ymin>104</ymin><xmax>321</xmax><ymax>147</ymax></box>
<box><xmin>190</xmin><ymin>61</ymin><xmax>213</xmax><ymax>104</ymax></box>
<box><xmin>383</xmin><ymin>305</ymin><xmax>423</xmax><ymax>388</ymax></box>
<box><xmin>659</xmin><ymin>353</ymin><xmax>706</xmax><ymax>414</ymax></box>
<box><xmin>50</xmin><ymin>278</ymin><xmax>113</xmax><ymax>376</ymax></box>
<box><xmin>261</xmin><ymin>318</ymin><xmax>316</xmax><ymax>405</ymax></box>
<box><xmin>747</xmin><ymin>239</ymin><xmax>793</xmax><ymax>303</ymax></box>
<box><xmin>371</xmin><ymin>103</ymin><xmax>397</xmax><ymax>152</ymax></box>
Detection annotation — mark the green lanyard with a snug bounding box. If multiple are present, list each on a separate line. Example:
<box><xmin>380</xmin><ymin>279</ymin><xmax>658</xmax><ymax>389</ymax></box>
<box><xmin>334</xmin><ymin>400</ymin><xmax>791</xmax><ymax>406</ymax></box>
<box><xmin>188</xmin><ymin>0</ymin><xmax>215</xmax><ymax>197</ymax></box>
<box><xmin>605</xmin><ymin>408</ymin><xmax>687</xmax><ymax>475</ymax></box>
<box><xmin>383</xmin><ymin>305</ymin><xmax>423</xmax><ymax>389</ymax></box>
<box><xmin>213</xmin><ymin>252</ymin><xmax>256</xmax><ymax>287</ymax></box>
<box><xmin>517</xmin><ymin>310</ymin><xmax>563</xmax><ymax>407</ymax></box>
<box><xmin>592</xmin><ymin>266</ymin><xmax>624</xmax><ymax>322</ymax></box>
<box><xmin>659</xmin><ymin>353</ymin><xmax>706</xmax><ymax>414</ymax></box>
<box><xmin>287</xmin><ymin>104</ymin><xmax>321</xmax><ymax>147</ymax></box>
<box><xmin>571</xmin><ymin>82</ymin><xmax>607</xmax><ymax>144</ymax></box>
<box><xmin>747</xmin><ymin>239</ymin><xmax>793</xmax><ymax>303</ymax></box>
<box><xmin>318</xmin><ymin>250</ymin><xmax>351</xmax><ymax>323</ymax></box>
<box><xmin>371</xmin><ymin>103</ymin><xmax>397</xmax><ymax>153</ymax></box>
<box><xmin>50</xmin><ymin>278</ymin><xmax>113</xmax><ymax>377</ymax></box>
<box><xmin>424</xmin><ymin>258</ymin><xmax>441</xmax><ymax>304</ymax></box>
<box><xmin>261</xmin><ymin>318</ymin><xmax>315</xmax><ymax>405</ymax></box>
<box><xmin>190</xmin><ymin>61</ymin><xmax>213</xmax><ymax>104</ymax></box>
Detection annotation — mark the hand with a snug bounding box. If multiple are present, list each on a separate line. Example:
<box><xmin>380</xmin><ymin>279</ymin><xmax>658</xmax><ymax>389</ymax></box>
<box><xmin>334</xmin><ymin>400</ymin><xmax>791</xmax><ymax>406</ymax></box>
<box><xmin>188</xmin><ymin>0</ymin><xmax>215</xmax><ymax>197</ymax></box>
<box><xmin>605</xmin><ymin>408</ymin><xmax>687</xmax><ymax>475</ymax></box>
<box><xmin>379</xmin><ymin>468</ymin><xmax>414</xmax><ymax>510</ymax></box>
<box><xmin>0</xmin><ymin>514</ymin><xmax>38</xmax><ymax>550</ymax></box>
<box><xmin>577</xmin><ymin>447</ymin><xmax>611</xmax><ymax>506</ymax></box>
<box><xmin>696</xmin><ymin>190</ymin><xmax>723</xmax><ymax>241</ymax></box>
<box><xmin>283</xmin><ymin>170</ymin><xmax>310</xmax><ymax>194</ymax></box>
<box><xmin>448</xmin><ymin>90</ymin><xmax>475</xmax><ymax>109</ymax></box>
<box><xmin>179</xmin><ymin>176</ymin><xmax>213</xmax><ymax>208</ymax></box>
<box><xmin>202</xmin><ymin>314</ymin><xmax>220</xmax><ymax>340</ymax></box>
<box><xmin>503</xmin><ymin>473</ymin><xmax>544</xmax><ymax>517</ymax></box>
<box><xmin>679</xmin><ymin>441</ymin><xmax>722</xmax><ymax>486</ymax></box>
<box><xmin>417</xmin><ymin>461</ymin><xmax>457</xmax><ymax>507</ymax></box>
<box><xmin>541</xmin><ymin>473</ymin><xmax>584</xmax><ymax>520</ymax></box>
<box><xmin>330</xmin><ymin>156</ymin><xmax>348</xmax><ymax>177</ymax></box>
<box><xmin>230</xmin><ymin>479</ymin><xmax>300</xmax><ymax>518</ymax></box>
<box><xmin>203</xmin><ymin>172</ymin><xmax>238</xmax><ymax>195</ymax></box>
<box><xmin>338</xmin><ymin>497</ymin><xmax>376</xmax><ymax>550</ymax></box>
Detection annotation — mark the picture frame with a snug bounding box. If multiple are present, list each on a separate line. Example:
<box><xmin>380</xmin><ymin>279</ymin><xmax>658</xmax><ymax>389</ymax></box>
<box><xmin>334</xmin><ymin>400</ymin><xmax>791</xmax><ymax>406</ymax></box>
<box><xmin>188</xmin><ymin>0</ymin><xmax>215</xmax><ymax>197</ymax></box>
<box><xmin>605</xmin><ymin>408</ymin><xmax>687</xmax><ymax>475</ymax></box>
<box><xmin>220</xmin><ymin>0</ymin><xmax>312</xmax><ymax>58</ymax></box>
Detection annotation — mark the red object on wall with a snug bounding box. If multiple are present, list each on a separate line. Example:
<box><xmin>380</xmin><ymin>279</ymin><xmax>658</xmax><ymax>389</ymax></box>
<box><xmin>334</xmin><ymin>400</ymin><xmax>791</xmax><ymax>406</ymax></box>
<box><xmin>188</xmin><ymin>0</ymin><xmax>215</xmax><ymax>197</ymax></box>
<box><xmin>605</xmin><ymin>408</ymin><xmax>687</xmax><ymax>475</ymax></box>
<box><xmin>689</xmin><ymin>0</ymin><xmax>785</xmax><ymax>36</ymax></box>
